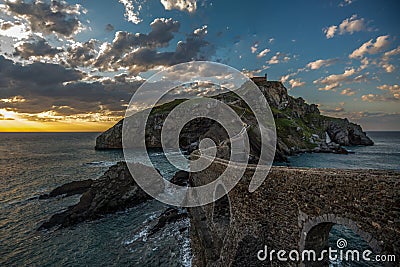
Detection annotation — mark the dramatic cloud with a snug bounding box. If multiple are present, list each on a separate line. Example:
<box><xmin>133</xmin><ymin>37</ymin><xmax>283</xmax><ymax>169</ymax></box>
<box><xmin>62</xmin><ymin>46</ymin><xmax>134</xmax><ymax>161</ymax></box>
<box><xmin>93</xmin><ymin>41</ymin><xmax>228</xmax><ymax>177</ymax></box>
<box><xmin>94</xmin><ymin>18</ymin><xmax>180</xmax><ymax>71</ymax></box>
<box><xmin>65</xmin><ymin>39</ymin><xmax>98</xmax><ymax>67</ymax></box>
<box><xmin>0</xmin><ymin>19</ymin><xmax>22</xmax><ymax>31</ymax></box>
<box><xmin>160</xmin><ymin>0</ymin><xmax>197</xmax><ymax>13</ymax></box>
<box><xmin>13</xmin><ymin>37</ymin><xmax>63</xmax><ymax>59</ymax></box>
<box><xmin>324</xmin><ymin>15</ymin><xmax>366</xmax><ymax>39</ymax></box>
<box><xmin>256</xmin><ymin>48</ymin><xmax>270</xmax><ymax>58</ymax></box>
<box><xmin>95</xmin><ymin>22</ymin><xmax>211</xmax><ymax>74</ymax></box>
<box><xmin>0</xmin><ymin>19</ymin><xmax>30</xmax><ymax>40</ymax></box>
<box><xmin>0</xmin><ymin>56</ymin><xmax>142</xmax><ymax>120</ymax></box>
<box><xmin>349</xmin><ymin>35</ymin><xmax>390</xmax><ymax>58</ymax></box>
<box><xmin>119</xmin><ymin>0</ymin><xmax>143</xmax><ymax>24</ymax></box>
<box><xmin>116</xmin><ymin>25</ymin><xmax>211</xmax><ymax>74</ymax></box>
<box><xmin>4</xmin><ymin>0</ymin><xmax>85</xmax><ymax>37</ymax></box>
<box><xmin>306</xmin><ymin>58</ymin><xmax>337</xmax><ymax>70</ymax></box>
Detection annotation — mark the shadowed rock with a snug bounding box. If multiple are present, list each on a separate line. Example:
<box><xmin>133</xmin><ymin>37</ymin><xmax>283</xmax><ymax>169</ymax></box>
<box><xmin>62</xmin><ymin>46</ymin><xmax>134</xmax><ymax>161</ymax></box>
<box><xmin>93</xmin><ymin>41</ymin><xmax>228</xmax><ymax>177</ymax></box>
<box><xmin>38</xmin><ymin>162</ymin><xmax>164</xmax><ymax>230</ymax></box>
<box><xmin>39</xmin><ymin>179</ymin><xmax>93</xmax><ymax>199</ymax></box>
<box><xmin>170</xmin><ymin>170</ymin><xmax>189</xmax><ymax>187</ymax></box>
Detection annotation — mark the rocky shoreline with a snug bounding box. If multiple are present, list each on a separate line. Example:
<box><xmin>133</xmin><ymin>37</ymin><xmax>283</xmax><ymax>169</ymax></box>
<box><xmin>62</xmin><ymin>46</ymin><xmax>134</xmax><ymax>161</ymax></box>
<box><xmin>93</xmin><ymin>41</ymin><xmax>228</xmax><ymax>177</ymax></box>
<box><xmin>39</xmin><ymin>162</ymin><xmax>165</xmax><ymax>230</ymax></box>
<box><xmin>38</xmin><ymin>163</ymin><xmax>189</xmax><ymax>231</ymax></box>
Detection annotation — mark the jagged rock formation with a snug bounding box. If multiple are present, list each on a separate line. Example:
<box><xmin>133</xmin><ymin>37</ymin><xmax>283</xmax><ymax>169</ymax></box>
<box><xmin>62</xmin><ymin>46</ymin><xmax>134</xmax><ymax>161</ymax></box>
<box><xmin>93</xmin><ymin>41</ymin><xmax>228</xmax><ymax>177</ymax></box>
<box><xmin>95</xmin><ymin>80</ymin><xmax>373</xmax><ymax>162</ymax></box>
<box><xmin>39</xmin><ymin>179</ymin><xmax>93</xmax><ymax>199</ymax></box>
<box><xmin>39</xmin><ymin>162</ymin><xmax>164</xmax><ymax>230</ymax></box>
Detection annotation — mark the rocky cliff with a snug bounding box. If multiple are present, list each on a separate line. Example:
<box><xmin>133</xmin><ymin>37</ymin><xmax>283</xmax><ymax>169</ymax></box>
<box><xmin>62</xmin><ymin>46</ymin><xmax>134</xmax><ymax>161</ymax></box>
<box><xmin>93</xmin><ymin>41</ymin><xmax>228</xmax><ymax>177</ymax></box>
<box><xmin>95</xmin><ymin>80</ymin><xmax>373</xmax><ymax>162</ymax></box>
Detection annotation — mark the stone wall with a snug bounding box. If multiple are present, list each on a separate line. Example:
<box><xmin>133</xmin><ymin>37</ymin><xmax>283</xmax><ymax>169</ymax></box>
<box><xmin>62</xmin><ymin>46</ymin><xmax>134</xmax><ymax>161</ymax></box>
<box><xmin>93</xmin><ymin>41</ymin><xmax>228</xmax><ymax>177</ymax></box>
<box><xmin>188</xmin><ymin>160</ymin><xmax>400</xmax><ymax>266</ymax></box>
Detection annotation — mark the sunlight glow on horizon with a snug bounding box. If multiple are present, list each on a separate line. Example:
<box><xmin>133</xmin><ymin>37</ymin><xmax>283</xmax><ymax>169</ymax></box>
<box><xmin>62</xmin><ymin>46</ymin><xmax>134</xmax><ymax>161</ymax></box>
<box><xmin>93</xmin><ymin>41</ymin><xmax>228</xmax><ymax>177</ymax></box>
<box><xmin>0</xmin><ymin>108</ymin><xmax>116</xmax><ymax>132</ymax></box>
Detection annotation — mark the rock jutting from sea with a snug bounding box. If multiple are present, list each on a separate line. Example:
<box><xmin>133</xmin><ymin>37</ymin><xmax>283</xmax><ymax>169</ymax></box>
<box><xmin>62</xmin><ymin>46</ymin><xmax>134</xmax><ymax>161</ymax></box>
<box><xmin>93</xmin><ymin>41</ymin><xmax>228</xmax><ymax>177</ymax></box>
<box><xmin>95</xmin><ymin>79</ymin><xmax>373</xmax><ymax>162</ymax></box>
<box><xmin>38</xmin><ymin>162</ymin><xmax>164</xmax><ymax>230</ymax></box>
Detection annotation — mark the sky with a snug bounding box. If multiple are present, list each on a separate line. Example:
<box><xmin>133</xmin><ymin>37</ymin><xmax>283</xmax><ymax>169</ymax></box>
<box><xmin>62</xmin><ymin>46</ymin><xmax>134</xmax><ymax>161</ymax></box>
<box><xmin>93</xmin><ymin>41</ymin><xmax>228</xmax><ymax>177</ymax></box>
<box><xmin>0</xmin><ymin>0</ymin><xmax>399</xmax><ymax>131</ymax></box>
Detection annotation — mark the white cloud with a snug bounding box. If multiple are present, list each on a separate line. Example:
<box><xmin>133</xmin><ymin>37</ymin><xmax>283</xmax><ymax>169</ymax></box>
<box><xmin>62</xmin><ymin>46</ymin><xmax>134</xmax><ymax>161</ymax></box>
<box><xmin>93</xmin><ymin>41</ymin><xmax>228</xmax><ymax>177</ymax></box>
<box><xmin>289</xmin><ymin>79</ymin><xmax>305</xmax><ymax>88</ymax></box>
<box><xmin>361</xmin><ymin>94</ymin><xmax>385</xmax><ymax>102</ymax></box>
<box><xmin>268</xmin><ymin>54</ymin><xmax>279</xmax><ymax>64</ymax></box>
<box><xmin>256</xmin><ymin>48</ymin><xmax>270</xmax><ymax>58</ymax></box>
<box><xmin>306</xmin><ymin>58</ymin><xmax>337</xmax><ymax>70</ymax></box>
<box><xmin>349</xmin><ymin>35</ymin><xmax>390</xmax><ymax>58</ymax></box>
<box><xmin>268</xmin><ymin>38</ymin><xmax>275</xmax><ymax>44</ymax></box>
<box><xmin>119</xmin><ymin>0</ymin><xmax>143</xmax><ymax>24</ymax></box>
<box><xmin>319</xmin><ymin>82</ymin><xmax>340</xmax><ymax>91</ymax></box>
<box><xmin>314</xmin><ymin>68</ymin><xmax>358</xmax><ymax>91</ymax></box>
<box><xmin>251</xmin><ymin>43</ymin><xmax>258</xmax><ymax>54</ymax></box>
<box><xmin>160</xmin><ymin>0</ymin><xmax>197</xmax><ymax>13</ymax></box>
<box><xmin>339</xmin><ymin>0</ymin><xmax>355</xmax><ymax>7</ymax></box>
<box><xmin>338</xmin><ymin>15</ymin><xmax>365</xmax><ymax>35</ymax></box>
<box><xmin>194</xmin><ymin>25</ymin><xmax>208</xmax><ymax>35</ymax></box>
<box><xmin>318</xmin><ymin>68</ymin><xmax>356</xmax><ymax>84</ymax></box>
<box><xmin>324</xmin><ymin>15</ymin><xmax>366</xmax><ymax>39</ymax></box>
<box><xmin>361</xmin><ymin>84</ymin><xmax>400</xmax><ymax>102</ymax></box>
<box><xmin>340</xmin><ymin>88</ymin><xmax>356</xmax><ymax>96</ymax></box>
<box><xmin>267</xmin><ymin>52</ymin><xmax>289</xmax><ymax>65</ymax></box>
<box><xmin>379</xmin><ymin>45</ymin><xmax>400</xmax><ymax>73</ymax></box>
<box><xmin>280</xmin><ymin>74</ymin><xmax>291</xmax><ymax>83</ymax></box>
<box><xmin>378</xmin><ymin>84</ymin><xmax>400</xmax><ymax>96</ymax></box>
<box><xmin>323</xmin><ymin>25</ymin><xmax>337</xmax><ymax>39</ymax></box>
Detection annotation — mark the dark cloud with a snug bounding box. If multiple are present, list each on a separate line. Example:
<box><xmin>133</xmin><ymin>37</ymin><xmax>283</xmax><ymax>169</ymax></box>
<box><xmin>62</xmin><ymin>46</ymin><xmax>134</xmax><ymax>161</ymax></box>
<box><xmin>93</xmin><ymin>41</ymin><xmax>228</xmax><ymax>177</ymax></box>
<box><xmin>0</xmin><ymin>56</ymin><xmax>142</xmax><ymax>118</ymax></box>
<box><xmin>65</xmin><ymin>39</ymin><xmax>98</xmax><ymax>67</ymax></box>
<box><xmin>13</xmin><ymin>37</ymin><xmax>63</xmax><ymax>59</ymax></box>
<box><xmin>105</xmin><ymin>23</ymin><xmax>114</xmax><ymax>32</ymax></box>
<box><xmin>96</xmin><ymin>24</ymin><xmax>211</xmax><ymax>74</ymax></box>
<box><xmin>95</xmin><ymin>18</ymin><xmax>180</xmax><ymax>71</ymax></box>
<box><xmin>0</xmin><ymin>55</ymin><xmax>82</xmax><ymax>86</ymax></box>
<box><xmin>4</xmin><ymin>0</ymin><xmax>84</xmax><ymax>37</ymax></box>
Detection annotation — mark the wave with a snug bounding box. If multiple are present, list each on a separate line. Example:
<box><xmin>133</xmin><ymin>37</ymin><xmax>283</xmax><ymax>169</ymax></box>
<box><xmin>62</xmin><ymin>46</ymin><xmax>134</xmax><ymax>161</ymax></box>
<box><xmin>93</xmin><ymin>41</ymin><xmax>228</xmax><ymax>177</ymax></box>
<box><xmin>85</xmin><ymin>161</ymin><xmax>117</xmax><ymax>167</ymax></box>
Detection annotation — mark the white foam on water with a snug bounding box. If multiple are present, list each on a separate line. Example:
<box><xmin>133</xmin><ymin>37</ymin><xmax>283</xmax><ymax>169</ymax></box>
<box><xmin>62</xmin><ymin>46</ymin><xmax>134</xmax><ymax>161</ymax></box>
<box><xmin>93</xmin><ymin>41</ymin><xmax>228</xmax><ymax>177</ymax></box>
<box><xmin>85</xmin><ymin>161</ymin><xmax>117</xmax><ymax>167</ymax></box>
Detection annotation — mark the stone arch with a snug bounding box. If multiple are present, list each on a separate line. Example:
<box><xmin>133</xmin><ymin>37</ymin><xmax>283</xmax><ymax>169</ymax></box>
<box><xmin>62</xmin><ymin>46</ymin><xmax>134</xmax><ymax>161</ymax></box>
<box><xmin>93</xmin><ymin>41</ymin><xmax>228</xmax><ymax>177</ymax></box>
<box><xmin>212</xmin><ymin>183</ymin><xmax>231</xmax><ymax>238</ymax></box>
<box><xmin>299</xmin><ymin>214</ymin><xmax>381</xmax><ymax>266</ymax></box>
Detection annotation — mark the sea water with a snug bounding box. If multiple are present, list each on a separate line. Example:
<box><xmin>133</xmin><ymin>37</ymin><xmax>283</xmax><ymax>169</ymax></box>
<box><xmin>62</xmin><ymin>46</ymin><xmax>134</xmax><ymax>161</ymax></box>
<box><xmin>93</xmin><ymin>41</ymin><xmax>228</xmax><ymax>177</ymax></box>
<box><xmin>0</xmin><ymin>132</ymin><xmax>398</xmax><ymax>266</ymax></box>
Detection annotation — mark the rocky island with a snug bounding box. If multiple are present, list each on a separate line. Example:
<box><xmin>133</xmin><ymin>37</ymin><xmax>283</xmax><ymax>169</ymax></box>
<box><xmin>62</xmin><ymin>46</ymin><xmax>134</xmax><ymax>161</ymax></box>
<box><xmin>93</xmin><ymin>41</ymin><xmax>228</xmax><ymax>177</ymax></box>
<box><xmin>95</xmin><ymin>78</ymin><xmax>373</xmax><ymax>162</ymax></box>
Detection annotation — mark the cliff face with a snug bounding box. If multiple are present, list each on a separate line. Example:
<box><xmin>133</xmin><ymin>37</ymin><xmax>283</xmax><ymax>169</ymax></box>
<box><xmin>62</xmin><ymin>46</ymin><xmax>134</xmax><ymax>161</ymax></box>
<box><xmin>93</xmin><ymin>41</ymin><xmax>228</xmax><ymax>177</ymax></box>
<box><xmin>95</xmin><ymin>81</ymin><xmax>373</xmax><ymax>161</ymax></box>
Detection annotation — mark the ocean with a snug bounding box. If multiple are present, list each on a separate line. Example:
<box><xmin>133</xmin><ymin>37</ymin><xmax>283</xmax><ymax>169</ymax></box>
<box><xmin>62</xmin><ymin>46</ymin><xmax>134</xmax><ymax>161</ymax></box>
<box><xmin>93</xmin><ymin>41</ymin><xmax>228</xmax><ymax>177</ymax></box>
<box><xmin>0</xmin><ymin>131</ymin><xmax>398</xmax><ymax>266</ymax></box>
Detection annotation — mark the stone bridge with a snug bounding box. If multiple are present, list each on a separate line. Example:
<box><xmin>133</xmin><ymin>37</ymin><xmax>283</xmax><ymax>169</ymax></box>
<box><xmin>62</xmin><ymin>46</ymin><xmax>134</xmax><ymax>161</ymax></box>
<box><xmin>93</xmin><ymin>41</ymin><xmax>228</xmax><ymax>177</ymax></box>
<box><xmin>187</xmin><ymin>157</ymin><xmax>399</xmax><ymax>266</ymax></box>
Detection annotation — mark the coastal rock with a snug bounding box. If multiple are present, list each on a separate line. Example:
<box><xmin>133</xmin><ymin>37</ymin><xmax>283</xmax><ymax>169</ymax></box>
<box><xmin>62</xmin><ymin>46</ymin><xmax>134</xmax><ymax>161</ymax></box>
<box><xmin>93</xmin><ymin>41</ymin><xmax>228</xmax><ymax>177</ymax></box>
<box><xmin>39</xmin><ymin>179</ymin><xmax>93</xmax><ymax>199</ymax></box>
<box><xmin>148</xmin><ymin>208</ymin><xmax>187</xmax><ymax>236</ymax></box>
<box><xmin>38</xmin><ymin>162</ymin><xmax>164</xmax><ymax>230</ymax></box>
<box><xmin>95</xmin><ymin>80</ymin><xmax>373</xmax><ymax>162</ymax></box>
<box><xmin>326</xmin><ymin>119</ymin><xmax>374</xmax><ymax>146</ymax></box>
<box><xmin>170</xmin><ymin>170</ymin><xmax>189</xmax><ymax>187</ymax></box>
